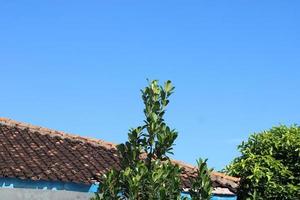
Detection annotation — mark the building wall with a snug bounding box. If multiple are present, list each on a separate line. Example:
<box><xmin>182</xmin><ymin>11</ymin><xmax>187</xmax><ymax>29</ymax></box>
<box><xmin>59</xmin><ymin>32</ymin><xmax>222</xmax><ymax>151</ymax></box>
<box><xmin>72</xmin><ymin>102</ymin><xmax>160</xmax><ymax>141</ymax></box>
<box><xmin>0</xmin><ymin>188</ymin><xmax>93</xmax><ymax>200</ymax></box>
<box><xmin>0</xmin><ymin>188</ymin><xmax>237</xmax><ymax>200</ymax></box>
<box><xmin>0</xmin><ymin>178</ymin><xmax>236</xmax><ymax>200</ymax></box>
<box><xmin>211</xmin><ymin>196</ymin><xmax>237</xmax><ymax>200</ymax></box>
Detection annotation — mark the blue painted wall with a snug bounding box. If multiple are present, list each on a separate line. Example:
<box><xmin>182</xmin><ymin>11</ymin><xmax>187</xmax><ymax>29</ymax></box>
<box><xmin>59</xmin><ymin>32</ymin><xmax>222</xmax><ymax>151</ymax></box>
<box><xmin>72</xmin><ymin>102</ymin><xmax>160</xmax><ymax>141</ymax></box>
<box><xmin>211</xmin><ymin>197</ymin><xmax>237</xmax><ymax>200</ymax></box>
<box><xmin>0</xmin><ymin>178</ymin><xmax>96</xmax><ymax>192</ymax></box>
<box><xmin>182</xmin><ymin>192</ymin><xmax>237</xmax><ymax>200</ymax></box>
<box><xmin>0</xmin><ymin>178</ymin><xmax>236</xmax><ymax>199</ymax></box>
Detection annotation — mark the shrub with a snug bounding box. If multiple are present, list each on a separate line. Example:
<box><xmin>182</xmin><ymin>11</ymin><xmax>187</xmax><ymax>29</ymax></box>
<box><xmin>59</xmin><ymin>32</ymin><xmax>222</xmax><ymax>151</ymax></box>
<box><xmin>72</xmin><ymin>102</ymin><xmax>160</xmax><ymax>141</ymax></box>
<box><xmin>226</xmin><ymin>125</ymin><xmax>300</xmax><ymax>199</ymax></box>
<box><xmin>189</xmin><ymin>159</ymin><xmax>213</xmax><ymax>200</ymax></box>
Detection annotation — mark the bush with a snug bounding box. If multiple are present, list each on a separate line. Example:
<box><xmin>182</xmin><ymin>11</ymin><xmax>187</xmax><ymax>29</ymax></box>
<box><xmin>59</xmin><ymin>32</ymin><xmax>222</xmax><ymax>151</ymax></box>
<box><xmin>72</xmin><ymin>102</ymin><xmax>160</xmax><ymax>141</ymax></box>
<box><xmin>189</xmin><ymin>159</ymin><xmax>213</xmax><ymax>200</ymax></box>
<box><xmin>226</xmin><ymin>125</ymin><xmax>300</xmax><ymax>200</ymax></box>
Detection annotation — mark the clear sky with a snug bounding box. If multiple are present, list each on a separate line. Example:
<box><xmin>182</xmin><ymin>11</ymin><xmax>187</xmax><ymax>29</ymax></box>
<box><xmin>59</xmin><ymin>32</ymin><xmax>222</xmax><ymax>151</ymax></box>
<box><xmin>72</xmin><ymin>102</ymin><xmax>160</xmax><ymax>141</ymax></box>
<box><xmin>0</xmin><ymin>1</ymin><xmax>299</xmax><ymax>170</ymax></box>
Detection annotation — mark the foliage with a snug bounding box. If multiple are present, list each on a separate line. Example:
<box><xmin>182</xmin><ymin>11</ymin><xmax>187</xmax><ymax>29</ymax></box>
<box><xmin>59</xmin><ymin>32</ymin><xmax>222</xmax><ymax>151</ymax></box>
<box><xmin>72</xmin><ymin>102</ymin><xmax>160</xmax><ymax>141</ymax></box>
<box><xmin>189</xmin><ymin>159</ymin><xmax>213</xmax><ymax>200</ymax></box>
<box><xmin>93</xmin><ymin>81</ymin><xmax>211</xmax><ymax>200</ymax></box>
<box><xmin>92</xmin><ymin>80</ymin><xmax>213</xmax><ymax>200</ymax></box>
<box><xmin>226</xmin><ymin>125</ymin><xmax>300</xmax><ymax>200</ymax></box>
<box><xmin>92</xmin><ymin>80</ymin><xmax>181</xmax><ymax>200</ymax></box>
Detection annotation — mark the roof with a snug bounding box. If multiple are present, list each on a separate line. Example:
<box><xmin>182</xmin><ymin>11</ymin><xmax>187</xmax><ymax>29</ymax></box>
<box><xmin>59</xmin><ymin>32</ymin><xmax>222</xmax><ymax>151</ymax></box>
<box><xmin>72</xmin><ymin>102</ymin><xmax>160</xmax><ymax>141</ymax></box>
<box><xmin>0</xmin><ymin>117</ymin><xmax>239</xmax><ymax>195</ymax></box>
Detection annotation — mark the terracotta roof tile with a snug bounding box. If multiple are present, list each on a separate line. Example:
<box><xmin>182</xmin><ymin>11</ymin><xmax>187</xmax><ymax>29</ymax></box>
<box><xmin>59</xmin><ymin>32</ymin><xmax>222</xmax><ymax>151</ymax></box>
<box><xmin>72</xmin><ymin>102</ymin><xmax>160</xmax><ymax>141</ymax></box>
<box><xmin>0</xmin><ymin>117</ymin><xmax>239</xmax><ymax>194</ymax></box>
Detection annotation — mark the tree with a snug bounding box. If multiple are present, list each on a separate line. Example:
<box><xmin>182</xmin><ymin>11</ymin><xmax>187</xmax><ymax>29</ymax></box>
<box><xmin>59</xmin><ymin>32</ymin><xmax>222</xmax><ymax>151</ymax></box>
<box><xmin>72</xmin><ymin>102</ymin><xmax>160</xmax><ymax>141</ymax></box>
<box><xmin>226</xmin><ymin>125</ymin><xmax>300</xmax><ymax>200</ymax></box>
<box><xmin>93</xmin><ymin>80</ymin><xmax>181</xmax><ymax>200</ymax></box>
<box><xmin>92</xmin><ymin>80</ymin><xmax>213</xmax><ymax>200</ymax></box>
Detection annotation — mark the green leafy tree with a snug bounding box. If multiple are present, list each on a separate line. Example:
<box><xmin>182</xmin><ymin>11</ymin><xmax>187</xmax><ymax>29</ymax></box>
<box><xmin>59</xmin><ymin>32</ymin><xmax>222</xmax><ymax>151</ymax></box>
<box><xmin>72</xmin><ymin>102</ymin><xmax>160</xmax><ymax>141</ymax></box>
<box><xmin>189</xmin><ymin>159</ymin><xmax>213</xmax><ymax>200</ymax></box>
<box><xmin>226</xmin><ymin>125</ymin><xmax>300</xmax><ymax>200</ymax></box>
<box><xmin>93</xmin><ymin>80</ymin><xmax>181</xmax><ymax>200</ymax></box>
<box><xmin>92</xmin><ymin>80</ymin><xmax>213</xmax><ymax>200</ymax></box>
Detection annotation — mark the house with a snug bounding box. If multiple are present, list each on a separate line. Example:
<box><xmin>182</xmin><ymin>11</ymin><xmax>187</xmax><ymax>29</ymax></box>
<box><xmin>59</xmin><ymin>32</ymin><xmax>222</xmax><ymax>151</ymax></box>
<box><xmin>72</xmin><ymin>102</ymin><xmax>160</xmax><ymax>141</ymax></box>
<box><xmin>0</xmin><ymin>118</ymin><xmax>239</xmax><ymax>200</ymax></box>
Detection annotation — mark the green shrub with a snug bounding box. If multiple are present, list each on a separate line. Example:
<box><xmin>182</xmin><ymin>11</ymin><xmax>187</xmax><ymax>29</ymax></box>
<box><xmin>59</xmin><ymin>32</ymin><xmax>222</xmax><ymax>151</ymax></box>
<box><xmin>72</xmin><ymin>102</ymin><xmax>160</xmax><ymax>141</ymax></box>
<box><xmin>189</xmin><ymin>159</ymin><xmax>213</xmax><ymax>200</ymax></box>
<box><xmin>226</xmin><ymin>125</ymin><xmax>300</xmax><ymax>200</ymax></box>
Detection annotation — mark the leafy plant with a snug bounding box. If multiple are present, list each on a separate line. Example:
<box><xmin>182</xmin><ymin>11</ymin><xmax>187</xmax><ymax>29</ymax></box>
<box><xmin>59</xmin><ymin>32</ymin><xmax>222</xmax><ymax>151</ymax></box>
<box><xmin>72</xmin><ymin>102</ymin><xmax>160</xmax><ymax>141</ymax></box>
<box><xmin>92</xmin><ymin>80</ymin><xmax>181</xmax><ymax>200</ymax></box>
<box><xmin>226</xmin><ymin>125</ymin><xmax>300</xmax><ymax>200</ymax></box>
<box><xmin>189</xmin><ymin>159</ymin><xmax>213</xmax><ymax>200</ymax></box>
<box><xmin>92</xmin><ymin>80</ymin><xmax>214</xmax><ymax>200</ymax></box>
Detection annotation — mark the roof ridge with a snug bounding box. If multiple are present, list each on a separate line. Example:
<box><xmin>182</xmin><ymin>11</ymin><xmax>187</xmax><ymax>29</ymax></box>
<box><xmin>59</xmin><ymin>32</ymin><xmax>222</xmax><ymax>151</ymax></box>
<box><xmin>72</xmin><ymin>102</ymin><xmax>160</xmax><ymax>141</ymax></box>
<box><xmin>0</xmin><ymin>117</ymin><xmax>117</xmax><ymax>150</ymax></box>
<box><xmin>172</xmin><ymin>160</ymin><xmax>240</xmax><ymax>182</ymax></box>
<box><xmin>211</xmin><ymin>171</ymin><xmax>240</xmax><ymax>182</ymax></box>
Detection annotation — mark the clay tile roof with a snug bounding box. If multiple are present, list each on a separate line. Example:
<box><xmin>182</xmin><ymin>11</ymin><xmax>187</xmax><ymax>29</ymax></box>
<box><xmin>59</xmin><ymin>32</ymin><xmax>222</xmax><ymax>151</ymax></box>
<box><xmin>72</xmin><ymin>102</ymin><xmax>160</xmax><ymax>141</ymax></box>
<box><xmin>0</xmin><ymin>117</ymin><xmax>239</xmax><ymax>195</ymax></box>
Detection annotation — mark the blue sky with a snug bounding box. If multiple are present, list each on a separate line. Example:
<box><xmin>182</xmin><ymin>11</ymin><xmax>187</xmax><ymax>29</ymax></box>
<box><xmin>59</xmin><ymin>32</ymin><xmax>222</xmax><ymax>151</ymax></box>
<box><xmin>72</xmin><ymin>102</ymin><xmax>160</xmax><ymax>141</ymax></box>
<box><xmin>0</xmin><ymin>1</ymin><xmax>299</xmax><ymax>170</ymax></box>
